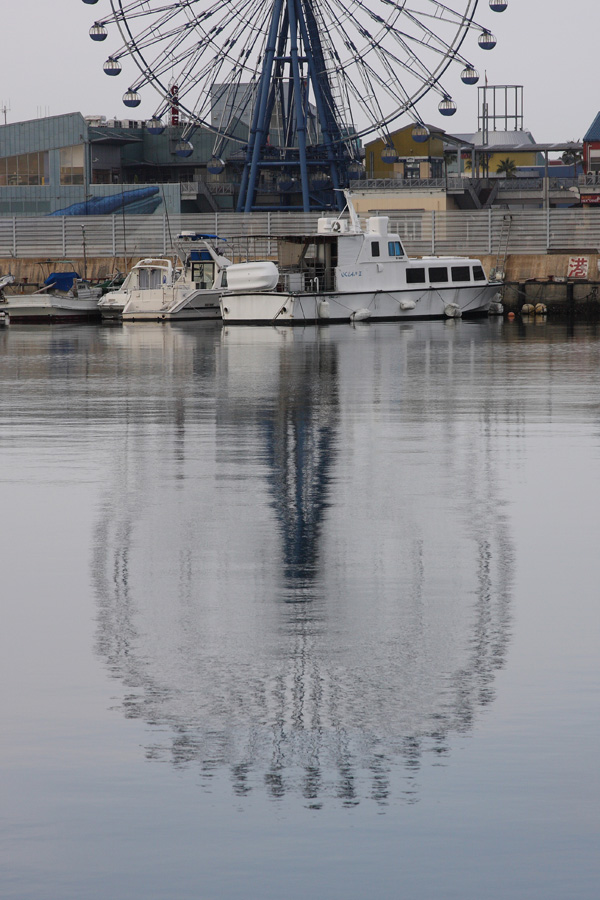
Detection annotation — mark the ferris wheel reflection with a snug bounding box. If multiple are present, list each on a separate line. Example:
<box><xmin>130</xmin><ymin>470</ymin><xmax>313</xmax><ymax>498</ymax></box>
<box><xmin>92</xmin><ymin>322</ymin><xmax>513</xmax><ymax>808</ymax></box>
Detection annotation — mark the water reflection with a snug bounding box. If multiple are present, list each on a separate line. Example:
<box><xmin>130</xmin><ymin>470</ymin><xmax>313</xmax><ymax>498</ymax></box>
<box><xmin>92</xmin><ymin>321</ymin><xmax>514</xmax><ymax>807</ymax></box>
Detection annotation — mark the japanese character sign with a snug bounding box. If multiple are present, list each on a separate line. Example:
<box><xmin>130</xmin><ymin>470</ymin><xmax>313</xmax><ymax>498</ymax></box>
<box><xmin>567</xmin><ymin>257</ymin><xmax>589</xmax><ymax>279</ymax></box>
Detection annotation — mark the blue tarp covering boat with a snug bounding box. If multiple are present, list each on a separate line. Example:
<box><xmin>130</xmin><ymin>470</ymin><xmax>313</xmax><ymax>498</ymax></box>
<box><xmin>44</xmin><ymin>272</ymin><xmax>80</xmax><ymax>292</ymax></box>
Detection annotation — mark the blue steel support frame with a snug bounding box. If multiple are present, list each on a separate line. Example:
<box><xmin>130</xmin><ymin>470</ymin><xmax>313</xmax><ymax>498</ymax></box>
<box><xmin>287</xmin><ymin>0</ymin><xmax>310</xmax><ymax>210</ymax></box>
<box><xmin>238</xmin><ymin>0</ymin><xmax>285</xmax><ymax>212</ymax></box>
<box><xmin>296</xmin><ymin>0</ymin><xmax>344</xmax><ymax>208</ymax></box>
<box><xmin>237</xmin><ymin>0</ymin><xmax>347</xmax><ymax>212</ymax></box>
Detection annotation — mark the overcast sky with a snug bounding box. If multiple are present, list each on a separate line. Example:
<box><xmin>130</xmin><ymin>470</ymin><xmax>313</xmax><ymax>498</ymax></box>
<box><xmin>0</xmin><ymin>1</ymin><xmax>594</xmax><ymax>145</ymax></box>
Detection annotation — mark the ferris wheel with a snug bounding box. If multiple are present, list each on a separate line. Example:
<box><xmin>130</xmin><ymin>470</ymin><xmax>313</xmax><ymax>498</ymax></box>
<box><xmin>83</xmin><ymin>0</ymin><xmax>508</xmax><ymax>211</ymax></box>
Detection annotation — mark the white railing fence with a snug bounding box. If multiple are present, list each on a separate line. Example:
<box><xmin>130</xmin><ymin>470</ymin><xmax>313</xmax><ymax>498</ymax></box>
<box><xmin>1</xmin><ymin>209</ymin><xmax>599</xmax><ymax>259</ymax></box>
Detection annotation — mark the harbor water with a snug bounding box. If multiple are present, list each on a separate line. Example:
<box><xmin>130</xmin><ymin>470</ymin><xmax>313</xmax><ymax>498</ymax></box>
<box><xmin>1</xmin><ymin>319</ymin><xmax>598</xmax><ymax>899</ymax></box>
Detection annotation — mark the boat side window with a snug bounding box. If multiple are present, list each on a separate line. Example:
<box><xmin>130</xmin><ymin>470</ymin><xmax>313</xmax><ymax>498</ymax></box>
<box><xmin>371</xmin><ymin>241</ymin><xmax>380</xmax><ymax>258</ymax></box>
<box><xmin>192</xmin><ymin>262</ymin><xmax>215</xmax><ymax>288</ymax></box>
<box><xmin>473</xmin><ymin>265</ymin><xmax>486</xmax><ymax>281</ymax></box>
<box><xmin>451</xmin><ymin>266</ymin><xmax>471</xmax><ymax>282</ymax></box>
<box><xmin>406</xmin><ymin>267</ymin><xmax>426</xmax><ymax>284</ymax></box>
<box><xmin>138</xmin><ymin>268</ymin><xmax>164</xmax><ymax>290</ymax></box>
<box><xmin>429</xmin><ymin>267</ymin><xmax>448</xmax><ymax>283</ymax></box>
<box><xmin>388</xmin><ymin>240</ymin><xmax>404</xmax><ymax>257</ymax></box>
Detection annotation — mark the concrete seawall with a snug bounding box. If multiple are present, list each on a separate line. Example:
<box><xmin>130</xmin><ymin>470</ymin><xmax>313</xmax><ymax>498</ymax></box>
<box><xmin>478</xmin><ymin>254</ymin><xmax>600</xmax><ymax>317</ymax></box>
<box><xmin>0</xmin><ymin>258</ymin><xmax>130</xmax><ymax>287</ymax></box>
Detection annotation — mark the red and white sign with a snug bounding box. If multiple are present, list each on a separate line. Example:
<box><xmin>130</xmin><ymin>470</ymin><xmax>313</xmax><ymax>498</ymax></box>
<box><xmin>170</xmin><ymin>84</ymin><xmax>179</xmax><ymax>126</ymax></box>
<box><xmin>567</xmin><ymin>257</ymin><xmax>589</xmax><ymax>279</ymax></box>
<box><xmin>581</xmin><ymin>193</ymin><xmax>600</xmax><ymax>205</ymax></box>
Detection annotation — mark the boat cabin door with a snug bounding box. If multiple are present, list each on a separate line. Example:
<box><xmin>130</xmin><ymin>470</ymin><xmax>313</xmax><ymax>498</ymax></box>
<box><xmin>191</xmin><ymin>261</ymin><xmax>215</xmax><ymax>289</ymax></box>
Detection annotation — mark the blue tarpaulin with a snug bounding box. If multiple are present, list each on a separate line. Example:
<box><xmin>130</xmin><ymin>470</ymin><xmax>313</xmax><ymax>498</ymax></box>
<box><xmin>44</xmin><ymin>272</ymin><xmax>80</xmax><ymax>292</ymax></box>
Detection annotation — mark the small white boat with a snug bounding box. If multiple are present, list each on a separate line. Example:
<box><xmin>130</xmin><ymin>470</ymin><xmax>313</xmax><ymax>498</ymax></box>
<box><xmin>0</xmin><ymin>273</ymin><xmax>13</xmax><ymax>325</ymax></box>
<box><xmin>100</xmin><ymin>232</ymin><xmax>231</xmax><ymax>322</ymax></box>
<box><xmin>0</xmin><ymin>271</ymin><xmax>102</xmax><ymax>322</ymax></box>
<box><xmin>221</xmin><ymin>192</ymin><xmax>498</xmax><ymax>324</ymax></box>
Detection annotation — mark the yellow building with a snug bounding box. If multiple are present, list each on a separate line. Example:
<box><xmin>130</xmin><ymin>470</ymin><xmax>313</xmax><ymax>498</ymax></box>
<box><xmin>349</xmin><ymin>188</ymin><xmax>458</xmax><ymax>214</ymax></box>
<box><xmin>366</xmin><ymin>124</ymin><xmax>540</xmax><ymax>180</ymax></box>
<box><xmin>365</xmin><ymin>124</ymin><xmax>446</xmax><ymax>180</ymax></box>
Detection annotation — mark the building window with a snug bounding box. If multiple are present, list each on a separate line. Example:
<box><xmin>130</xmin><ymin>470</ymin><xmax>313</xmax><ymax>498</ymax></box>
<box><xmin>428</xmin><ymin>267</ymin><xmax>448</xmax><ymax>283</ymax></box>
<box><xmin>451</xmin><ymin>266</ymin><xmax>471</xmax><ymax>282</ymax></box>
<box><xmin>0</xmin><ymin>151</ymin><xmax>49</xmax><ymax>186</ymax></box>
<box><xmin>406</xmin><ymin>268</ymin><xmax>426</xmax><ymax>284</ymax></box>
<box><xmin>60</xmin><ymin>145</ymin><xmax>85</xmax><ymax>185</ymax></box>
<box><xmin>589</xmin><ymin>149</ymin><xmax>600</xmax><ymax>172</ymax></box>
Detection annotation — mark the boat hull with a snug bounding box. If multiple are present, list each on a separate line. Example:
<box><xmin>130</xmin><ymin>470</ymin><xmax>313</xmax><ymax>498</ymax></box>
<box><xmin>221</xmin><ymin>284</ymin><xmax>498</xmax><ymax>324</ymax></box>
<box><xmin>117</xmin><ymin>289</ymin><xmax>222</xmax><ymax>322</ymax></box>
<box><xmin>0</xmin><ymin>296</ymin><xmax>100</xmax><ymax>322</ymax></box>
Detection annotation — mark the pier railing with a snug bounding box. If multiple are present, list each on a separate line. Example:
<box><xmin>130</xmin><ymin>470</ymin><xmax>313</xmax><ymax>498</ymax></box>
<box><xmin>1</xmin><ymin>208</ymin><xmax>600</xmax><ymax>260</ymax></box>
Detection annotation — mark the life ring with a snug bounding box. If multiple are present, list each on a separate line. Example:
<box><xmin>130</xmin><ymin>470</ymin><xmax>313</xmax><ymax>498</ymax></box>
<box><xmin>331</xmin><ymin>221</ymin><xmax>341</xmax><ymax>233</ymax></box>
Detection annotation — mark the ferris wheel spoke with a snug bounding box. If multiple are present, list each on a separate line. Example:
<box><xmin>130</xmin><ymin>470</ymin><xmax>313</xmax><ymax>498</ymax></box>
<box><xmin>321</xmin><ymin>0</ymin><xmax>438</xmax><ymax>111</ymax></box>
<box><xmin>324</xmin><ymin>0</ymin><xmax>463</xmax><ymax>97</ymax></box>
<box><xmin>126</xmin><ymin>0</ymin><xmax>269</xmax><ymax>99</ymax></box>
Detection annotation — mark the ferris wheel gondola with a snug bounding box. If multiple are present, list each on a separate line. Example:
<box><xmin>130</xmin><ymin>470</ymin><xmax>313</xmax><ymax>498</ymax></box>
<box><xmin>84</xmin><ymin>0</ymin><xmax>508</xmax><ymax>211</ymax></box>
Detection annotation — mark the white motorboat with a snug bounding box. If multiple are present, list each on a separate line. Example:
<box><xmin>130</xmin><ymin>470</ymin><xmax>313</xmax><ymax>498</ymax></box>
<box><xmin>221</xmin><ymin>192</ymin><xmax>499</xmax><ymax>324</ymax></box>
<box><xmin>0</xmin><ymin>274</ymin><xmax>13</xmax><ymax>325</ymax></box>
<box><xmin>0</xmin><ymin>271</ymin><xmax>102</xmax><ymax>322</ymax></box>
<box><xmin>99</xmin><ymin>232</ymin><xmax>231</xmax><ymax>322</ymax></box>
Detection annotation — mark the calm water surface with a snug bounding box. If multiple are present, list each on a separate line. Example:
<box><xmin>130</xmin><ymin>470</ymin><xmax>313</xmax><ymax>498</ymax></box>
<box><xmin>1</xmin><ymin>319</ymin><xmax>598</xmax><ymax>899</ymax></box>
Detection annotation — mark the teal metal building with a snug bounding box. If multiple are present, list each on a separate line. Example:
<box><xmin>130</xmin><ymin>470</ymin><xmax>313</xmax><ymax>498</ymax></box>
<box><xmin>0</xmin><ymin>112</ymin><xmax>234</xmax><ymax>216</ymax></box>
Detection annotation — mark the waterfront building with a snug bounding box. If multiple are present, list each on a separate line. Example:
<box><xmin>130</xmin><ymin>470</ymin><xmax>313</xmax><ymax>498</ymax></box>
<box><xmin>582</xmin><ymin>111</ymin><xmax>600</xmax><ymax>175</ymax></box>
<box><xmin>0</xmin><ymin>111</ymin><xmax>237</xmax><ymax>216</ymax></box>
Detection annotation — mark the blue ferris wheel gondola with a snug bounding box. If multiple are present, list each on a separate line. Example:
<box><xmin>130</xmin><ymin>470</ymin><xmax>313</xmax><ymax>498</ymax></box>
<box><xmin>207</xmin><ymin>157</ymin><xmax>225</xmax><ymax>175</ymax></box>
<box><xmin>146</xmin><ymin>118</ymin><xmax>165</xmax><ymax>135</ymax></box>
<box><xmin>461</xmin><ymin>66</ymin><xmax>480</xmax><ymax>85</ymax></box>
<box><xmin>175</xmin><ymin>141</ymin><xmax>194</xmax><ymax>158</ymax></box>
<box><xmin>381</xmin><ymin>145</ymin><xmax>399</xmax><ymax>164</ymax></box>
<box><xmin>89</xmin><ymin>24</ymin><xmax>107</xmax><ymax>41</ymax></box>
<box><xmin>123</xmin><ymin>91</ymin><xmax>141</xmax><ymax>108</ymax></box>
<box><xmin>438</xmin><ymin>99</ymin><xmax>457</xmax><ymax>116</ymax></box>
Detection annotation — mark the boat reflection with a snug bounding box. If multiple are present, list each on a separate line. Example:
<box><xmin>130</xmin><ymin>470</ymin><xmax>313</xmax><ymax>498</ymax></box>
<box><xmin>92</xmin><ymin>321</ymin><xmax>513</xmax><ymax>807</ymax></box>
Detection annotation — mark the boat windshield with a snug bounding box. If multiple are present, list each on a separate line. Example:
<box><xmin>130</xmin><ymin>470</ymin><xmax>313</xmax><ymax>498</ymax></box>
<box><xmin>191</xmin><ymin>262</ymin><xmax>215</xmax><ymax>289</ymax></box>
<box><xmin>138</xmin><ymin>267</ymin><xmax>167</xmax><ymax>290</ymax></box>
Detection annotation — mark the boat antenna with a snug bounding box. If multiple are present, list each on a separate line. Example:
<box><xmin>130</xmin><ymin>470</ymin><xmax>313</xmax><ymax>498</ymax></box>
<box><xmin>160</xmin><ymin>182</ymin><xmax>173</xmax><ymax>252</ymax></box>
<box><xmin>333</xmin><ymin>188</ymin><xmax>360</xmax><ymax>232</ymax></box>
<box><xmin>81</xmin><ymin>225</ymin><xmax>87</xmax><ymax>281</ymax></box>
<box><xmin>120</xmin><ymin>184</ymin><xmax>128</xmax><ymax>273</ymax></box>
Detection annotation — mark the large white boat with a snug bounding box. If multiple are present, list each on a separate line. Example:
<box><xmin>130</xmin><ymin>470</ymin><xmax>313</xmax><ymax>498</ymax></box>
<box><xmin>99</xmin><ymin>233</ymin><xmax>231</xmax><ymax>322</ymax></box>
<box><xmin>221</xmin><ymin>194</ymin><xmax>499</xmax><ymax>324</ymax></box>
<box><xmin>0</xmin><ymin>271</ymin><xmax>102</xmax><ymax>322</ymax></box>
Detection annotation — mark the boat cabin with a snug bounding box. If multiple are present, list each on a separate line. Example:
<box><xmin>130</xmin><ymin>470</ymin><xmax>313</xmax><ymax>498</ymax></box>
<box><xmin>273</xmin><ymin>213</ymin><xmax>486</xmax><ymax>294</ymax></box>
<box><xmin>175</xmin><ymin>232</ymin><xmax>229</xmax><ymax>290</ymax></box>
<box><xmin>188</xmin><ymin>251</ymin><xmax>217</xmax><ymax>290</ymax></box>
<box><xmin>123</xmin><ymin>259</ymin><xmax>175</xmax><ymax>290</ymax></box>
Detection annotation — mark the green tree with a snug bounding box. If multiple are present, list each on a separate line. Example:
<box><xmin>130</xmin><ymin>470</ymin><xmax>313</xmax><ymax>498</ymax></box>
<box><xmin>496</xmin><ymin>157</ymin><xmax>517</xmax><ymax>177</ymax></box>
<box><xmin>561</xmin><ymin>146</ymin><xmax>583</xmax><ymax>177</ymax></box>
